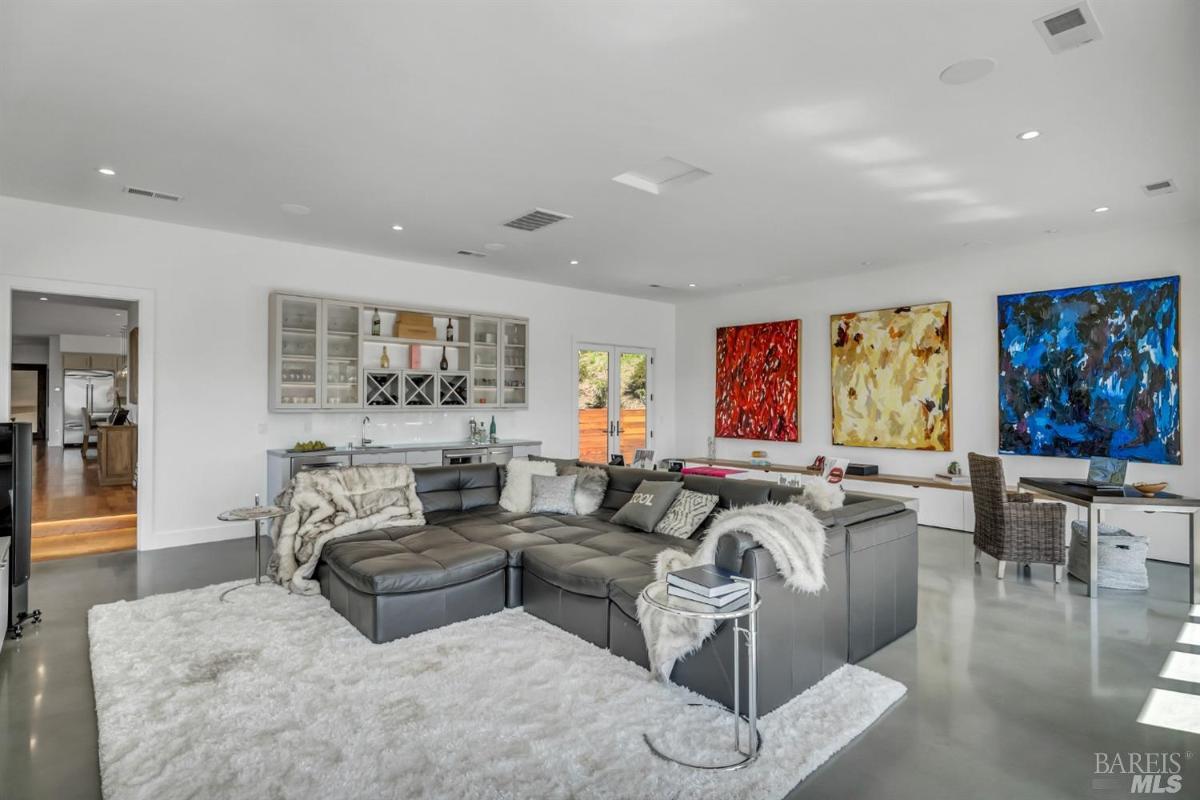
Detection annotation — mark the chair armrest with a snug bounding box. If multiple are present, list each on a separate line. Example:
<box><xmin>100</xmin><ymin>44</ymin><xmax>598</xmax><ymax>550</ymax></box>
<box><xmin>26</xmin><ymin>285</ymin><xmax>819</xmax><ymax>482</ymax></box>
<box><xmin>1007</xmin><ymin>492</ymin><xmax>1035</xmax><ymax>503</ymax></box>
<box><xmin>1003</xmin><ymin>500</ymin><xmax>1066</xmax><ymax>531</ymax></box>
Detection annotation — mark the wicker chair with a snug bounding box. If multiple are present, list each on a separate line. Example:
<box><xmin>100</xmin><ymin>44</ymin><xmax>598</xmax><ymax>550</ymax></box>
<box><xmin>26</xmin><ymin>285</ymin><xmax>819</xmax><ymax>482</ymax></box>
<box><xmin>968</xmin><ymin>453</ymin><xmax>1066</xmax><ymax>582</ymax></box>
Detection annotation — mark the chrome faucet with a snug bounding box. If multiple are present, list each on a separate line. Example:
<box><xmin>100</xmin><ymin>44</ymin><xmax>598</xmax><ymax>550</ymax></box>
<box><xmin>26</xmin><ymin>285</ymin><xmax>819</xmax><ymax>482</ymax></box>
<box><xmin>360</xmin><ymin>416</ymin><xmax>372</xmax><ymax>448</ymax></box>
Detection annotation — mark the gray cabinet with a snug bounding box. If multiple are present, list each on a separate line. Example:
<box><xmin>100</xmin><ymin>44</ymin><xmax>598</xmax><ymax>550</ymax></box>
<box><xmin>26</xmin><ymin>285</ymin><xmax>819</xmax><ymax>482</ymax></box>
<box><xmin>269</xmin><ymin>291</ymin><xmax>529</xmax><ymax>413</ymax></box>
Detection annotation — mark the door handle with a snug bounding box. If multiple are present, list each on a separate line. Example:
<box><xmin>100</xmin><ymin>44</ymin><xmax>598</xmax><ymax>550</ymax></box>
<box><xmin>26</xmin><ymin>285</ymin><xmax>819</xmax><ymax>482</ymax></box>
<box><xmin>608</xmin><ymin>420</ymin><xmax>615</xmax><ymax>436</ymax></box>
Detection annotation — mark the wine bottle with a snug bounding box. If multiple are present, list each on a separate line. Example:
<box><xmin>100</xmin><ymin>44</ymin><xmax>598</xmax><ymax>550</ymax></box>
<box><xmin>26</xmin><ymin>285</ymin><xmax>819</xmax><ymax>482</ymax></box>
<box><xmin>489</xmin><ymin>415</ymin><xmax>497</xmax><ymax>442</ymax></box>
<box><xmin>439</xmin><ymin>346</ymin><xmax>449</xmax><ymax>371</ymax></box>
<box><xmin>446</xmin><ymin>318</ymin><xmax>455</xmax><ymax>342</ymax></box>
<box><xmin>371</xmin><ymin>308</ymin><xmax>381</xmax><ymax>336</ymax></box>
<box><xmin>380</xmin><ymin>346</ymin><xmax>390</xmax><ymax>369</ymax></box>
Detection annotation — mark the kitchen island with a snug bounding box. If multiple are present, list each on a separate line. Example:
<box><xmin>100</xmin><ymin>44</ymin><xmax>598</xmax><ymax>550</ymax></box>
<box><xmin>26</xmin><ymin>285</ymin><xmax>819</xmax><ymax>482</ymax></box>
<box><xmin>266</xmin><ymin>439</ymin><xmax>541</xmax><ymax>498</ymax></box>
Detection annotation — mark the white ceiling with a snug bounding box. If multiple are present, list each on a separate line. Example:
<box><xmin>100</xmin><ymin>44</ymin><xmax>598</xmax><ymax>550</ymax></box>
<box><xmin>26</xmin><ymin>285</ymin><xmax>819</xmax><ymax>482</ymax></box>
<box><xmin>12</xmin><ymin>292</ymin><xmax>131</xmax><ymax>338</ymax></box>
<box><xmin>1</xmin><ymin>0</ymin><xmax>1196</xmax><ymax>299</ymax></box>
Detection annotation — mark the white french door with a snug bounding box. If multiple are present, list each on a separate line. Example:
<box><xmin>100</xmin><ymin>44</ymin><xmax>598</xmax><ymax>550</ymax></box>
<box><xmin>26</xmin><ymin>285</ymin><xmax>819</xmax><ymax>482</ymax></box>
<box><xmin>576</xmin><ymin>344</ymin><xmax>654</xmax><ymax>465</ymax></box>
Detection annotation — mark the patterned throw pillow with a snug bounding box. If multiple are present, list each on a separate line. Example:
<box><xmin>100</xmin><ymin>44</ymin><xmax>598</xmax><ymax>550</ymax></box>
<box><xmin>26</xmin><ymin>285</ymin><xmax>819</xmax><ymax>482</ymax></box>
<box><xmin>654</xmin><ymin>489</ymin><xmax>719</xmax><ymax>538</ymax></box>
<box><xmin>563</xmin><ymin>465</ymin><xmax>609</xmax><ymax>515</ymax></box>
<box><xmin>610</xmin><ymin>480</ymin><xmax>684</xmax><ymax>533</ymax></box>
<box><xmin>530</xmin><ymin>474</ymin><xmax>578</xmax><ymax>515</ymax></box>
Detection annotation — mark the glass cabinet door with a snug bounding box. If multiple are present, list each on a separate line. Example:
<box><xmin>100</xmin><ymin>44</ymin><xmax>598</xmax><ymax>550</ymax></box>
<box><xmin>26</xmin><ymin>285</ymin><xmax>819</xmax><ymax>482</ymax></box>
<box><xmin>276</xmin><ymin>295</ymin><xmax>320</xmax><ymax>409</ymax></box>
<box><xmin>501</xmin><ymin>319</ymin><xmax>527</xmax><ymax>407</ymax></box>
<box><xmin>470</xmin><ymin>316</ymin><xmax>500</xmax><ymax>407</ymax></box>
<box><xmin>323</xmin><ymin>301</ymin><xmax>361</xmax><ymax>407</ymax></box>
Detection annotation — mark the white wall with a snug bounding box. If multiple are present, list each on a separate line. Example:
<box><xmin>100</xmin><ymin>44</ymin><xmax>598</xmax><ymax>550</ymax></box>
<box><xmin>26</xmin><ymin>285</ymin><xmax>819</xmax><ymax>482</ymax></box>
<box><xmin>675</xmin><ymin>221</ymin><xmax>1199</xmax><ymax>563</ymax></box>
<box><xmin>12</xmin><ymin>340</ymin><xmax>48</xmax><ymax>364</ymax></box>
<box><xmin>47</xmin><ymin>335</ymin><xmax>62</xmax><ymax>446</ymax></box>
<box><xmin>0</xmin><ymin>197</ymin><xmax>676</xmax><ymax>549</ymax></box>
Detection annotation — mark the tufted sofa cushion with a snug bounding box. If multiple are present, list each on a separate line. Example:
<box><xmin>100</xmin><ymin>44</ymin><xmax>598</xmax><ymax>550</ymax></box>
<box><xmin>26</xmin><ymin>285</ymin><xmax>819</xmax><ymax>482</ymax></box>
<box><xmin>522</xmin><ymin>532</ymin><xmax>700</xmax><ymax>598</ymax></box>
<box><xmin>414</xmin><ymin>464</ymin><xmax>503</xmax><ymax>513</ymax></box>
<box><xmin>321</xmin><ymin>525</ymin><xmax>506</xmax><ymax>595</ymax></box>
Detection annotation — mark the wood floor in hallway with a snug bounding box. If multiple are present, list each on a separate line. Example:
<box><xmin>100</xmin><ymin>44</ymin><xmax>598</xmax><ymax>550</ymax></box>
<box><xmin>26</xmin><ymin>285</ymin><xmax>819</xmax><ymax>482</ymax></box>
<box><xmin>31</xmin><ymin>441</ymin><xmax>137</xmax><ymax>561</ymax></box>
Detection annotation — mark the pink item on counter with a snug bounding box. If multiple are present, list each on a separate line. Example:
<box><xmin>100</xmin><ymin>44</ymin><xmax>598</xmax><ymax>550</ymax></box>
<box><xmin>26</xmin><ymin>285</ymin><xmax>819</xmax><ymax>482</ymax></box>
<box><xmin>681</xmin><ymin>466</ymin><xmax>746</xmax><ymax>477</ymax></box>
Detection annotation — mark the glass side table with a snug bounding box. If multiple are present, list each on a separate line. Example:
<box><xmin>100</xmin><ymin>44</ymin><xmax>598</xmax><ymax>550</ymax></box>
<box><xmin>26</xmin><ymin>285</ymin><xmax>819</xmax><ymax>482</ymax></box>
<box><xmin>639</xmin><ymin>576</ymin><xmax>762</xmax><ymax>770</ymax></box>
<box><xmin>216</xmin><ymin>494</ymin><xmax>291</xmax><ymax>602</ymax></box>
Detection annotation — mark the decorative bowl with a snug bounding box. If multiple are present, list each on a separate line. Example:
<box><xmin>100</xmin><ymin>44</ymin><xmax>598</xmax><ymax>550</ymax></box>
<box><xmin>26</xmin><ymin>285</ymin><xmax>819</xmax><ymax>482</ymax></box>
<box><xmin>1132</xmin><ymin>481</ymin><xmax>1168</xmax><ymax>496</ymax></box>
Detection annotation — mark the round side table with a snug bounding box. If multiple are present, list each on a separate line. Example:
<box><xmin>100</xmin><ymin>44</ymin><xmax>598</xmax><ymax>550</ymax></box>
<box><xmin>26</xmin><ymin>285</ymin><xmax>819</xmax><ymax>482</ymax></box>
<box><xmin>639</xmin><ymin>576</ymin><xmax>762</xmax><ymax>770</ymax></box>
<box><xmin>216</xmin><ymin>494</ymin><xmax>291</xmax><ymax>602</ymax></box>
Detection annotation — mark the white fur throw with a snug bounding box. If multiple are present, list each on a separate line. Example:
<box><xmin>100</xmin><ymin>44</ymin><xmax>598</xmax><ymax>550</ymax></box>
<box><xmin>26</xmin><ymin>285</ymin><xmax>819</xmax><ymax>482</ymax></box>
<box><xmin>499</xmin><ymin>458</ymin><xmax>557</xmax><ymax>512</ymax></box>
<box><xmin>636</xmin><ymin>502</ymin><xmax>827</xmax><ymax>680</ymax></box>
<box><xmin>269</xmin><ymin>465</ymin><xmax>424</xmax><ymax>594</ymax></box>
<box><xmin>795</xmin><ymin>479</ymin><xmax>845</xmax><ymax>512</ymax></box>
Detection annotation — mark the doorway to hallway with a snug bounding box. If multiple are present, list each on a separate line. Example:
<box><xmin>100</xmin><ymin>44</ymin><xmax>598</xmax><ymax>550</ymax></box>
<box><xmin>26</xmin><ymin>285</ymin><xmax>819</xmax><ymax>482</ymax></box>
<box><xmin>10</xmin><ymin>291</ymin><xmax>140</xmax><ymax>561</ymax></box>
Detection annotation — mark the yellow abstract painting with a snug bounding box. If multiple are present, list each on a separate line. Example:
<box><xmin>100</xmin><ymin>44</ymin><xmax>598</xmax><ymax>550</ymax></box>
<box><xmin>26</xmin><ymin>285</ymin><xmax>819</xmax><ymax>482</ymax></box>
<box><xmin>830</xmin><ymin>302</ymin><xmax>952</xmax><ymax>451</ymax></box>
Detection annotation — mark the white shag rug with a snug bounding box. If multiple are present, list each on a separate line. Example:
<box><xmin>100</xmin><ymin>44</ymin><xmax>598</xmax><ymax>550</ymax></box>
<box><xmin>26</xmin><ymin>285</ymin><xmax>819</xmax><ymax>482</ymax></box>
<box><xmin>89</xmin><ymin>583</ymin><xmax>905</xmax><ymax>800</ymax></box>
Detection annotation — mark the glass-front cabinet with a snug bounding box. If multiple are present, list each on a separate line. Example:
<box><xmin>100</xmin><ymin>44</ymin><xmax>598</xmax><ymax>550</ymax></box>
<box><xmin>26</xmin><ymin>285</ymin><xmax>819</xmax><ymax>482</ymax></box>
<box><xmin>323</xmin><ymin>301</ymin><xmax>361</xmax><ymax>407</ymax></box>
<box><xmin>272</xmin><ymin>294</ymin><xmax>321</xmax><ymax>409</ymax></box>
<box><xmin>270</xmin><ymin>293</ymin><xmax>528</xmax><ymax>411</ymax></box>
<box><xmin>501</xmin><ymin>319</ymin><xmax>528</xmax><ymax>407</ymax></box>
<box><xmin>470</xmin><ymin>316</ymin><xmax>500</xmax><ymax>408</ymax></box>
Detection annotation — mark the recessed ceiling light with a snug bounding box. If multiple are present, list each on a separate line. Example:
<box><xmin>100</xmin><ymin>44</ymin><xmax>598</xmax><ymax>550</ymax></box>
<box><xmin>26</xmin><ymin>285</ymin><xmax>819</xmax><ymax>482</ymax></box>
<box><xmin>280</xmin><ymin>203</ymin><xmax>311</xmax><ymax>216</ymax></box>
<box><xmin>97</xmin><ymin>167</ymin><xmax>116</xmax><ymax>176</ymax></box>
<box><xmin>1017</xmin><ymin>130</ymin><xmax>1041</xmax><ymax>140</ymax></box>
<box><xmin>569</xmin><ymin>260</ymin><xmax>579</xmax><ymax>265</ymax></box>
<box><xmin>1093</xmin><ymin>206</ymin><xmax>1110</xmax><ymax>213</ymax></box>
<box><xmin>391</xmin><ymin>225</ymin><xmax>404</xmax><ymax>231</ymax></box>
<box><xmin>938</xmin><ymin>57</ymin><xmax>997</xmax><ymax>85</ymax></box>
<box><xmin>688</xmin><ymin>283</ymin><xmax>697</xmax><ymax>288</ymax></box>
<box><xmin>39</xmin><ymin>296</ymin><xmax>48</xmax><ymax>301</ymax></box>
<box><xmin>114</xmin><ymin>312</ymin><xmax>121</xmax><ymax>316</ymax></box>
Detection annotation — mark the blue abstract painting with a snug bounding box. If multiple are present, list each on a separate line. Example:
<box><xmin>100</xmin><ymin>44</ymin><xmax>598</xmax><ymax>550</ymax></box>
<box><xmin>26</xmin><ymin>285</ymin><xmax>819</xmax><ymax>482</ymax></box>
<box><xmin>998</xmin><ymin>276</ymin><xmax>1181</xmax><ymax>465</ymax></box>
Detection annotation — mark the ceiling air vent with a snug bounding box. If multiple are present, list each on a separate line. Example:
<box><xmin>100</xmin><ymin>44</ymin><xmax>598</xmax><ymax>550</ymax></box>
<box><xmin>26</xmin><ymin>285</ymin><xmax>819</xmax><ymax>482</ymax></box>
<box><xmin>1143</xmin><ymin>179</ymin><xmax>1178</xmax><ymax>197</ymax></box>
<box><xmin>502</xmin><ymin>208</ymin><xmax>572</xmax><ymax>232</ymax></box>
<box><xmin>456</xmin><ymin>249</ymin><xmax>487</xmax><ymax>258</ymax></box>
<box><xmin>123</xmin><ymin>185</ymin><xmax>182</xmax><ymax>202</ymax></box>
<box><xmin>1034</xmin><ymin>2</ymin><xmax>1103</xmax><ymax>54</ymax></box>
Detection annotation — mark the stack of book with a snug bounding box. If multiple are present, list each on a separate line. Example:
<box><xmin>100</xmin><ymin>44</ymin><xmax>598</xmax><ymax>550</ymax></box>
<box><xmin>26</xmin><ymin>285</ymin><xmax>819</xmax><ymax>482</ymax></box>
<box><xmin>666</xmin><ymin>565</ymin><xmax>750</xmax><ymax>611</ymax></box>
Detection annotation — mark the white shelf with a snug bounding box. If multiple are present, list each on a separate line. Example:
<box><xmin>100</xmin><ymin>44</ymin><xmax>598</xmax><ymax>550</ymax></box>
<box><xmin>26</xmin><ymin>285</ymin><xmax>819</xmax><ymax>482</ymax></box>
<box><xmin>363</xmin><ymin>335</ymin><xmax>469</xmax><ymax>349</ymax></box>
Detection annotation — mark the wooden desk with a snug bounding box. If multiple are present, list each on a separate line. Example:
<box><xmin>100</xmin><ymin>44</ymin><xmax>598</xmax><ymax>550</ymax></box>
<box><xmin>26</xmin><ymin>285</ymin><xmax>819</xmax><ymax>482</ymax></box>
<box><xmin>96</xmin><ymin>423</ymin><xmax>137</xmax><ymax>487</ymax></box>
<box><xmin>1018</xmin><ymin>477</ymin><xmax>1200</xmax><ymax>601</ymax></box>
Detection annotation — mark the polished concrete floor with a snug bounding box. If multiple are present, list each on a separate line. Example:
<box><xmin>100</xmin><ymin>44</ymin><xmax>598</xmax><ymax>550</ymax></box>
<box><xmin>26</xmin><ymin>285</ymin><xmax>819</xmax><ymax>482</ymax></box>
<box><xmin>1</xmin><ymin>528</ymin><xmax>1197</xmax><ymax>799</ymax></box>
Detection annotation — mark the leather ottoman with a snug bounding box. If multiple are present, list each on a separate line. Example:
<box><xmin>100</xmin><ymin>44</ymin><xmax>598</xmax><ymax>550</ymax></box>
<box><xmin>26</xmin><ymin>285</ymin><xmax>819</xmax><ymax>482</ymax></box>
<box><xmin>318</xmin><ymin>524</ymin><xmax>507</xmax><ymax>643</ymax></box>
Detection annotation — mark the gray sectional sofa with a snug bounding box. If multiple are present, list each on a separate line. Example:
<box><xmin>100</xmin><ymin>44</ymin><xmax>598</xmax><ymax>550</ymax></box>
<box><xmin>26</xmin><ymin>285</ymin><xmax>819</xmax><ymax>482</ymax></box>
<box><xmin>315</xmin><ymin>461</ymin><xmax>917</xmax><ymax>714</ymax></box>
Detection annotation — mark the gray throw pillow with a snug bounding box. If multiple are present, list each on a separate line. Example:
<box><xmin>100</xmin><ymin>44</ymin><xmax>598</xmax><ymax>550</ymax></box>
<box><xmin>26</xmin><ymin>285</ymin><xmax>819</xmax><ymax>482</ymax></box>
<box><xmin>530</xmin><ymin>474</ymin><xmax>578</xmax><ymax>515</ymax></box>
<box><xmin>563</xmin><ymin>465</ymin><xmax>608</xmax><ymax>515</ymax></box>
<box><xmin>610</xmin><ymin>479</ymin><xmax>684</xmax><ymax>533</ymax></box>
<box><xmin>654</xmin><ymin>489</ymin><xmax>719</xmax><ymax>539</ymax></box>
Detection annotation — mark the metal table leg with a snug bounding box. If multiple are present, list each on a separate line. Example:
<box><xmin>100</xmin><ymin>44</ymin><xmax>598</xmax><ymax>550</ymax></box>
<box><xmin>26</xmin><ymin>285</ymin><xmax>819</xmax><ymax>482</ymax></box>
<box><xmin>219</xmin><ymin>496</ymin><xmax>265</xmax><ymax>603</ymax></box>
<box><xmin>1087</xmin><ymin>505</ymin><xmax>1100</xmax><ymax>598</ymax></box>
<box><xmin>1190</xmin><ymin>511</ymin><xmax>1197</xmax><ymax>606</ymax></box>
<box><xmin>643</xmin><ymin>605</ymin><xmax>762</xmax><ymax>771</ymax></box>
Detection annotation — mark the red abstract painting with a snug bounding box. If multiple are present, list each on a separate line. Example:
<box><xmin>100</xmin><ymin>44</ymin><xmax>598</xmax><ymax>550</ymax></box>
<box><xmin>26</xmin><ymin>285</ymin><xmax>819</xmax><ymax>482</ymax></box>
<box><xmin>714</xmin><ymin>319</ymin><xmax>801</xmax><ymax>441</ymax></box>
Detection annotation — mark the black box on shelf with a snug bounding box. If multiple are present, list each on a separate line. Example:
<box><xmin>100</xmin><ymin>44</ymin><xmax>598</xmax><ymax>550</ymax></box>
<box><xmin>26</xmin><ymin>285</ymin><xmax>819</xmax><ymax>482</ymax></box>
<box><xmin>847</xmin><ymin>463</ymin><xmax>879</xmax><ymax>476</ymax></box>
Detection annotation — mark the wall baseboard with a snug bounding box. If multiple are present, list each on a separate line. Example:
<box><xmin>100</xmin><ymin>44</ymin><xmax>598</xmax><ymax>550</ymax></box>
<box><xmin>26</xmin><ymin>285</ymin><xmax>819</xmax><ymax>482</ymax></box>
<box><xmin>139</xmin><ymin>523</ymin><xmax>256</xmax><ymax>551</ymax></box>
